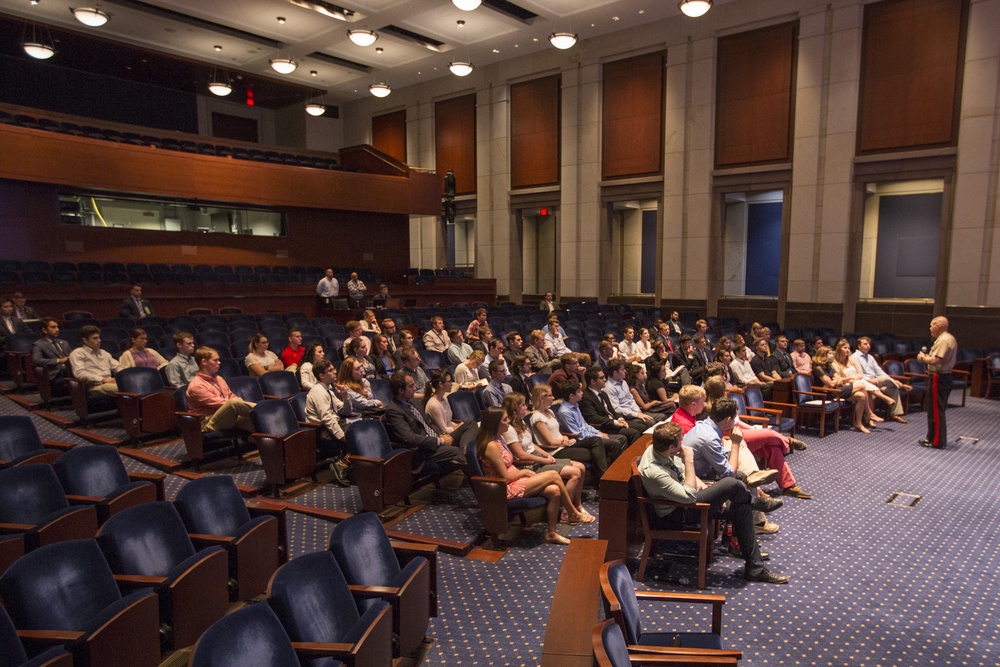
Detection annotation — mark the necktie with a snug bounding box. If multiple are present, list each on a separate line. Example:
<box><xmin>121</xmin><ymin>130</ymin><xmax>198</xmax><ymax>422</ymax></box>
<box><xmin>406</xmin><ymin>402</ymin><xmax>437</xmax><ymax>438</ymax></box>
<box><xmin>599</xmin><ymin>392</ymin><xmax>616</xmax><ymax>418</ymax></box>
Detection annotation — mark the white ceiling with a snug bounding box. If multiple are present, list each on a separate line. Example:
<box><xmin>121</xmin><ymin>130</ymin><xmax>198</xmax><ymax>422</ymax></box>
<box><xmin>1</xmin><ymin>0</ymin><xmax>712</xmax><ymax>103</ymax></box>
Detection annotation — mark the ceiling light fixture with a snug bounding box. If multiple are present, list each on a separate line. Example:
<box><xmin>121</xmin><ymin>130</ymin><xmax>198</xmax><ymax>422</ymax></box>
<box><xmin>452</xmin><ymin>0</ymin><xmax>481</xmax><ymax>10</ymax></box>
<box><xmin>305</xmin><ymin>102</ymin><xmax>326</xmax><ymax>116</ymax></box>
<box><xmin>71</xmin><ymin>7</ymin><xmax>110</xmax><ymax>27</ymax></box>
<box><xmin>347</xmin><ymin>29</ymin><xmax>378</xmax><ymax>46</ymax></box>
<box><xmin>449</xmin><ymin>61</ymin><xmax>474</xmax><ymax>76</ymax></box>
<box><xmin>369</xmin><ymin>83</ymin><xmax>391</xmax><ymax>98</ymax></box>
<box><xmin>22</xmin><ymin>22</ymin><xmax>56</xmax><ymax>60</ymax></box>
<box><xmin>208</xmin><ymin>80</ymin><xmax>233</xmax><ymax>96</ymax></box>
<box><xmin>549</xmin><ymin>32</ymin><xmax>577</xmax><ymax>49</ymax></box>
<box><xmin>269</xmin><ymin>57</ymin><xmax>297</xmax><ymax>74</ymax></box>
<box><xmin>678</xmin><ymin>0</ymin><xmax>713</xmax><ymax>18</ymax></box>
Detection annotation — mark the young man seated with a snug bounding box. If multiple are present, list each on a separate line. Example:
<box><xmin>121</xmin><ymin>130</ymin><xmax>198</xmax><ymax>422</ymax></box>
<box><xmin>185</xmin><ymin>346</ymin><xmax>254</xmax><ymax>433</ymax></box>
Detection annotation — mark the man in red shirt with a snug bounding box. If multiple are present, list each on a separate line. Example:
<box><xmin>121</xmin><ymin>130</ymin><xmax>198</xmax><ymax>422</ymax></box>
<box><xmin>669</xmin><ymin>385</ymin><xmax>703</xmax><ymax>435</ymax></box>
<box><xmin>280</xmin><ymin>328</ymin><xmax>305</xmax><ymax>371</ymax></box>
<box><xmin>186</xmin><ymin>347</ymin><xmax>255</xmax><ymax>433</ymax></box>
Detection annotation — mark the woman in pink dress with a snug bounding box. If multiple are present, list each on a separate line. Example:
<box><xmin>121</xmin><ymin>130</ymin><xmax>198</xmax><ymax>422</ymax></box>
<box><xmin>476</xmin><ymin>407</ymin><xmax>592</xmax><ymax>545</ymax></box>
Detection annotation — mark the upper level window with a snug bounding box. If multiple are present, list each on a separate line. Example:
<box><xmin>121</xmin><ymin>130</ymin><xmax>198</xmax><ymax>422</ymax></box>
<box><xmin>59</xmin><ymin>193</ymin><xmax>286</xmax><ymax>237</ymax></box>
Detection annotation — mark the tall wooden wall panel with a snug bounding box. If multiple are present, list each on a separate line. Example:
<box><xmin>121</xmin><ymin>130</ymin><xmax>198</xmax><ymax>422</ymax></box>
<box><xmin>435</xmin><ymin>94</ymin><xmax>477</xmax><ymax>195</ymax></box>
<box><xmin>511</xmin><ymin>75</ymin><xmax>561</xmax><ymax>189</ymax></box>
<box><xmin>602</xmin><ymin>52</ymin><xmax>665</xmax><ymax>180</ymax></box>
<box><xmin>372</xmin><ymin>110</ymin><xmax>407</xmax><ymax>164</ymax></box>
<box><xmin>858</xmin><ymin>0</ymin><xmax>966</xmax><ymax>153</ymax></box>
<box><xmin>715</xmin><ymin>22</ymin><xmax>797</xmax><ymax>168</ymax></box>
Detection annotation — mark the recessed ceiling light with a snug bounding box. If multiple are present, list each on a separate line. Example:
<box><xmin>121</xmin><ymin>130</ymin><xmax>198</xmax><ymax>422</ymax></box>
<box><xmin>277</xmin><ymin>16</ymin><xmax>286</xmax><ymax>24</ymax></box>
<box><xmin>214</xmin><ymin>45</ymin><xmax>222</xmax><ymax>51</ymax></box>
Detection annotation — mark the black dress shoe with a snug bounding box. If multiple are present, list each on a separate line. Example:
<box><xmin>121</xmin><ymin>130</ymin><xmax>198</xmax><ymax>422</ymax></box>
<box><xmin>744</xmin><ymin>568</ymin><xmax>789</xmax><ymax>584</ymax></box>
<box><xmin>919</xmin><ymin>439</ymin><xmax>944</xmax><ymax>449</ymax></box>
<box><xmin>752</xmin><ymin>496</ymin><xmax>784</xmax><ymax>514</ymax></box>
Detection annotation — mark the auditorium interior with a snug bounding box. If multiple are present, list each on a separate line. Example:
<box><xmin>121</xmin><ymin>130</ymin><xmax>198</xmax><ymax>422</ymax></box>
<box><xmin>1</xmin><ymin>0</ymin><xmax>999</xmax><ymax>665</ymax></box>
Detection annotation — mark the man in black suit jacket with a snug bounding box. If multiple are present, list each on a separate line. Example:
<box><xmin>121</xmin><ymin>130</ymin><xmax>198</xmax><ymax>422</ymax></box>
<box><xmin>120</xmin><ymin>284</ymin><xmax>155</xmax><ymax>319</ymax></box>
<box><xmin>579</xmin><ymin>367</ymin><xmax>640</xmax><ymax>446</ymax></box>
<box><xmin>0</xmin><ymin>298</ymin><xmax>29</xmax><ymax>350</ymax></box>
<box><xmin>767</xmin><ymin>334</ymin><xmax>794</xmax><ymax>379</ymax></box>
<box><xmin>383</xmin><ymin>372</ymin><xmax>465</xmax><ymax>473</ymax></box>
<box><xmin>31</xmin><ymin>317</ymin><xmax>72</xmax><ymax>395</ymax></box>
<box><xmin>688</xmin><ymin>334</ymin><xmax>712</xmax><ymax>384</ymax></box>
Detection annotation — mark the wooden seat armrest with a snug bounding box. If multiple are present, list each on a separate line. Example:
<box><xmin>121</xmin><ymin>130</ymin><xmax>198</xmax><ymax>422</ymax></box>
<box><xmin>297</xmin><ymin>420</ymin><xmax>323</xmax><ymax>428</ymax></box>
<box><xmin>251</xmin><ymin>432</ymin><xmax>284</xmax><ymax>441</ymax></box>
<box><xmin>17</xmin><ymin>629</ymin><xmax>85</xmax><ymax>644</ymax></box>
<box><xmin>65</xmin><ymin>493</ymin><xmax>103</xmax><ymax>505</ymax></box>
<box><xmin>637</xmin><ymin>497</ymin><xmax>710</xmax><ymax>510</ymax></box>
<box><xmin>905</xmin><ymin>371</ymin><xmax>928</xmax><ymax>380</ymax></box>
<box><xmin>888</xmin><ymin>374</ymin><xmax>910</xmax><ymax>383</ymax></box>
<box><xmin>246</xmin><ymin>500</ymin><xmax>286</xmax><ymax>516</ymax></box>
<box><xmin>347</xmin><ymin>584</ymin><xmax>399</xmax><ymax>599</ymax></box>
<box><xmin>348</xmin><ymin>454</ymin><xmax>387</xmax><ymax>466</ymax></box>
<box><xmin>41</xmin><ymin>440</ymin><xmax>76</xmax><ymax>451</ymax></box>
<box><xmin>188</xmin><ymin>533</ymin><xmax>232</xmax><ymax>547</ymax></box>
<box><xmin>630</xmin><ymin>645</ymin><xmax>744</xmax><ymax>659</ymax></box>
<box><xmin>114</xmin><ymin>573</ymin><xmax>166</xmax><ymax>589</ymax></box>
<box><xmin>953</xmin><ymin>368</ymin><xmax>970</xmax><ymax>377</ymax></box>
<box><xmin>812</xmin><ymin>385</ymin><xmax>843</xmax><ymax>395</ymax></box>
<box><xmin>0</xmin><ymin>522</ymin><xmax>34</xmax><ymax>533</ymax></box>
<box><xmin>633</xmin><ymin>591</ymin><xmax>727</xmax><ymax>605</ymax></box>
<box><xmin>745</xmin><ymin>405</ymin><xmax>782</xmax><ymax>416</ymax></box>
<box><xmin>115</xmin><ymin>391</ymin><xmax>143</xmax><ymax>399</ymax></box>
<box><xmin>762</xmin><ymin>399</ymin><xmax>795</xmax><ymax>409</ymax></box>
<box><xmin>794</xmin><ymin>389</ymin><xmax>827</xmax><ymax>399</ymax></box>
<box><xmin>128</xmin><ymin>471</ymin><xmax>167</xmax><ymax>500</ymax></box>
<box><xmin>470</xmin><ymin>474</ymin><xmax>508</xmax><ymax>486</ymax></box>
<box><xmin>513</xmin><ymin>458</ymin><xmax>534</xmax><ymax>467</ymax></box>
<box><xmin>737</xmin><ymin>414</ymin><xmax>770</xmax><ymax>425</ymax></box>
<box><xmin>291</xmin><ymin>642</ymin><xmax>354</xmax><ymax>658</ymax></box>
<box><xmin>390</xmin><ymin>540</ymin><xmax>438</xmax><ymax>556</ymax></box>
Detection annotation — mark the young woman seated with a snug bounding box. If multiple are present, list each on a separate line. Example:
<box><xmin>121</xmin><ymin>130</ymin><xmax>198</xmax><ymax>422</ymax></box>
<box><xmin>245</xmin><ymin>333</ymin><xmax>285</xmax><ymax>378</ymax></box>
<box><xmin>812</xmin><ymin>346</ymin><xmax>874</xmax><ymax>433</ymax></box>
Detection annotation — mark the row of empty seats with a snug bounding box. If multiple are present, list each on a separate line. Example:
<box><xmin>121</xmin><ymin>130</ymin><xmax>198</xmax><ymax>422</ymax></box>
<box><xmin>0</xmin><ymin>110</ymin><xmax>342</xmax><ymax>170</ymax></box>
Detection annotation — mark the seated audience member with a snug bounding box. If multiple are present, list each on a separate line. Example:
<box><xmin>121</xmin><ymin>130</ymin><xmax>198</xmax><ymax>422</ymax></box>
<box><xmin>634</xmin><ymin>327</ymin><xmax>654</xmax><ymax>361</ymax></box>
<box><xmin>454</xmin><ymin>349</ymin><xmax>485</xmax><ymax>386</ymax></box>
<box><xmin>298</xmin><ymin>342</ymin><xmax>326</xmax><ymax>390</ymax></box>
<box><xmin>544</xmin><ymin>318</ymin><xmax>569</xmax><ymax>357</ymax></box>
<box><xmin>730</xmin><ymin>343</ymin><xmax>767</xmax><ymax>394</ymax></box>
<box><xmin>694</xmin><ymin>319</ymin><xmax>710</xmax><ymax>337</ymax></box>
<box><xmin>316</xmin><ymin>268</ymin><xmax>339</xmax><ymax>308</ymax></box>
<box><xmin>384</xmin><ymin>371</ymin><xmax>465</xmax><ymax>473</ymax></box>
<box><xmin>360</xmin><ymin>310</ymin><xmax>381</xmax><ymax>333</ymax></box>
<box><xmin>579</xmin><ymin>368</ymin><xmax>640</xmax><ymax>445</ymax></box>
<box><xmin>118</xmin><ymin>328</ymin><xmax>167</xmax><ymax>370</ymax></box>
<box><xmin>547</xmin><ymin>352</ymin><xmax>585</xmax><ymax>399</ymax></box>
<box><xmin>767</xmin><ymin>334</ymin><xmax>795</xmax><ymax>379</ymax></box>
<box><xmin>703</xmin><ymin>378</ymin><xmax>810</xmax><ymax>500</ymax></box>
<box><xmin>393</xmin><ymin>329</ymin><xmax>415</xmax><ymax>366</ymax></box>
<box><xmin>368</xmin><ymin>334</ymin><xmax>396</xmax><ymax>377</ymax></box>
<box><xmin>479</xmin><ymin>337</ymin><xmax>507</xmax><ymax>380</ymax></box>
<box><xmin>11</xmin><ymin>293</ymin><xmax>39</xmax><ymax>321</ymax></box>
<box><xmin>812</xmin><ymin>345</ymin><xmax>872</xmax><ymax>433</ymax></box>
<box><xmin>446</xmin><ymin>328</ymin><xmax>474</xmax><ymax>366</ymax></box>
<box><xmin>503</xmin><ymin>331</ymin><xmax>526</xmax><ymax>370</ymax></box>
<box><xmin>471</xmin><ymin>326</ymin><xmax>493</xmax><ymax>356</ymax></box>
<box><xmin>602</xmin><ymin>334</ymin><xmax>620</xmax><ymax>354</ymax></box>
<box><xmin>687</xmin><ymin>334</ymin><xmax>711</xmax><ymax>384</ymax></box>
<box><xmin>508</xmin><ymin>355</ymin><xmax>533</xmax><ymax>401</ymax></box>
<box><xmin>186</xmin><ymin>346</ymin><xmax>254</xmax><ymax>433</ymax></box>
<box><xmin>525</xmin><ymin>329</ymin><xmax>561</xmax><ymax>373</ymax></box>
<box><xmin>646</xmin><ymin>359</ymin><xmax>679</xmax><ymax>406</ymax></box>
<box><xmin>344</xmin><ymin>337</ymin><xmax>377</xmax><ymax>381</ymax></box>
<box><xmin>502</xmin><ymin>393</ymin><xmax>592</xmax><ymax>524</ymax></box>
<box><xmin>652</xmin><ymin>321</ymin><xmax>673</xmax><ymax>351</ymax></box>
<box><xmin>851</xmin><ymin>336</ymin><xmax>911</xmax><ymax>423</ymax></box>
<box><xmin>466</xmin><ymin>308</ymin><xmax>489</xmax><ymax>342</ymax></box>
<box><xmin>618</xmin><ymin>326</ymin><xmax>641</xmax><ymax>362</ymax></box>
<box><xmin>337</xmin><ymin>358</ymin><xmax>382</xmax><ymax>420</ymax></box>
<box><xmin>670</xmin><ymin>384</ymin><xmax>707</xmax><ymax>435</ymax></box>
<box><xmin>422</xmin><ymin>316</ymin><xmax>450</xmax><ymax>353</ymax></box>
<box><xmin>666</xmin><ymin>311</ymin><xmax>684</xmax><ymax>336</ymax></box>
<box><xmin>705</xmin><ymin>357</ymin><xmax>738</xmax><ymax>392</ymax></box>
<box><xmin>626</xmin><ymin>363</ymin><xmax>674</xmax><ymax>415</ymax></box>
<box><xmin>809</xmin><ymin>336</ymin><xmax>825</xmax><ymax>356</ymax></box>
<box><xmin>245</xmin><ymin>333</ymin><xmax>285</xmax><ymax>379</ymax></box>
<box><xmin>482</xmin><ymin>359</ymin><xmax>512</xmax><ymax>407</ymax></box>
<box><xmin>69</xmin><ymin>325</ymin><xmax>119</xmax><ymax>395</ymax></box>
<box><xmin>120</xmin><ymin>284</ymin><xmax>154</xmax><ymax>319</ymax></box>
<box><xmin>280</xmin><ymin>328</ymin><xmax>305</xmax><ymax>372</ymax></box>
<box><xmin>539</xmin><ymin>291</ymin><xmax>556</xmax><ymax>313</ymax></box>
<box><xmin>399</xmin><ymin>348</ymin><xmax>429</xmax><ymax>400</ymax></box>
<box><xmin>164</xmin><ymin>332</ymin><xmax>197</xmax><ymax>387</ymax></box>
<box><xmin>790</xmin><ymin>339</ymin><xmax>813</xmax><ymax>375</ymax></box>
<box><xmin>372</xmin><ymin>284</ymin><xmax>391</xmax><ymax>309</ymax></box>
<box><xmin>750</xmin><ymin>338</ymin><xmax>776</xmax><ymax>390</ymax></box>
<box><xmin>531</xmin><ymin>384</ymin><xmax>609</xmax><ymax>478</ymax></box>
<box><xmin>646</xmin><ymin>341</ymin><xmax>690</xmax><ymax>387</ymax></box>
<box><xmin>0</xmin><ymin>297</ymin><xmax>29</xmax><ymax>349</ymax></box>
<box><xmin>424</xmin><ymin>369</ymin><xmax>462</xmax><ymax>435</ymax></box>
<box><xmin>342</xmin><ymin>320</ymin><xmax>364</xmax><ymax>357</ymax></box>
<box><xmin>31</xmin><ymin>317</ymin><xmax>72</xmax><ymax>395</ymax></box>
<box><xmin>833</xmin><ymin>338</ymin><xmax>897</xmax><ymax>419</ymax></box>
<box><xmin>594</xmin><ymin>341</ymin><xmax>616</xmax><ymax>375</ymax></box>
<box><xmin>477</xmin><ymin>405</ymin><xmax>590</xmax><ymax>546</ymax></box>
<box><xmin>605</xmin><ymin>358</ymin><xmax>663</xmax><ymax>428</ymax></box>
<box><xmin>381</xmin><ymin>318</ymin><xmax>399</xmax><ymax>354</ymax></box>
<box><xmin>346</xmin><ymin>272</ymin><xmax>366</xmax><ymax>310</ymax></box>
<box><xmin>304</xmin><ymin>359</ymin><xmax>351</xmax><ymax>486</ymax></box>
<box><xmin>639</xmin><ymin>421</ymin><xmax>788</xmax><ymax>584</ymax></box>
<box><xmin>558</xmin><ymin>378</ymin><xmax>627</xmax><ymax>471</ymax></box>
<box><xmin>715</xmin><ymin>336</ymin><xmax>732</xmax><ymax>355</ymax></box>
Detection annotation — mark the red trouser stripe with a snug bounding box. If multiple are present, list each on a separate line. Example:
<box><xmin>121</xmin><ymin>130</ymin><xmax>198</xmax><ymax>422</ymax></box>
<box><xmin>932</xmin><ymin>373</ymin><xmax>940</xmax><ymax>447</ymax></box>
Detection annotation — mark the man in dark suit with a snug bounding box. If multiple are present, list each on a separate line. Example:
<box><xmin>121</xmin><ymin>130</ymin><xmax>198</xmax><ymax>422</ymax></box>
<box><xmin>11</xmin><ymin>293</ymin><xmax>39</xmax><ymax>321</ymax></box>
<box><xmin>688</xmin><ymin>334</ymin><xmax>712</xmax><ymax>384</ymax></box>
<box><xmin>0</xmin><ymin>298</ymin><xmax>29</xmax><ymax>350</ymax></box>
<box><xmin>31</xmin><ymin>317</ymin><xmax>72</xmax><ymax>395</ymax></box>
<box><xmin>120</xmin><ymin>284</ymin><xmax>155</xmax><ymax>319</ymax></box>
<box><xmin>579</xmin><ymin>367</ymin><xmax>640</xmax><ymax>445</ymax></box>
<box><xmin>767</xmin><ymin>333</ymin><xmax>795</xmax><ymax>379</ymax></box>
<box><xmin>383</xmin><ymin>371</ymin><xmax>465</xmax><ymax>473</ymax></box>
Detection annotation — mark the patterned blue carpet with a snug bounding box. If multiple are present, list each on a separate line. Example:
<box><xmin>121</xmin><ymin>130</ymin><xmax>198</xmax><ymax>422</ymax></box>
<box><xmin>3</xmin><ymin>389</ymin><xmax>998</xmax><ymax>666</ymax></box>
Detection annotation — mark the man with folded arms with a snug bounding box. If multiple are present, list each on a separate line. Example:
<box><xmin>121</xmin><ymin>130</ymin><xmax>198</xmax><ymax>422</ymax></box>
<box><xmin>186</xmin><ymin>347</ymin><xmax>254</xmax><ymax>433</ymax></box>
<box><xmin>640</xmin><ymin>421</ymin><xmax>788</xmax><ymax>584</ymax></box>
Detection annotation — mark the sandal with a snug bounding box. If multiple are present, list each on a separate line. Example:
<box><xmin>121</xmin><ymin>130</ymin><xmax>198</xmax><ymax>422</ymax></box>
<box><xmin>567</xmin><ymin>511</ymin><xmax>596</xmax><ymax>525</ymax></box>
<box><xmin>546</xmin><ymin>534</ymin><xmax>571</xmax><ymax>545</ymax></box>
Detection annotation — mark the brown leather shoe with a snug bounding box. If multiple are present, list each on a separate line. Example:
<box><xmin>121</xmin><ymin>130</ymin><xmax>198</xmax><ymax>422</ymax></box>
<box><xmin>781</xmin><ymin>485</ymin><xmax>812</xmax><ymax>499</ymax></box>
<box><xmin>755</xmin><ymin>521</ymin><xmax>780</xmax><ymax>534</ymax></box>
<box><xmin>746</xmin><ymin>469</ymin><xmax>779</xmax><ymax>488</ymax></box>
